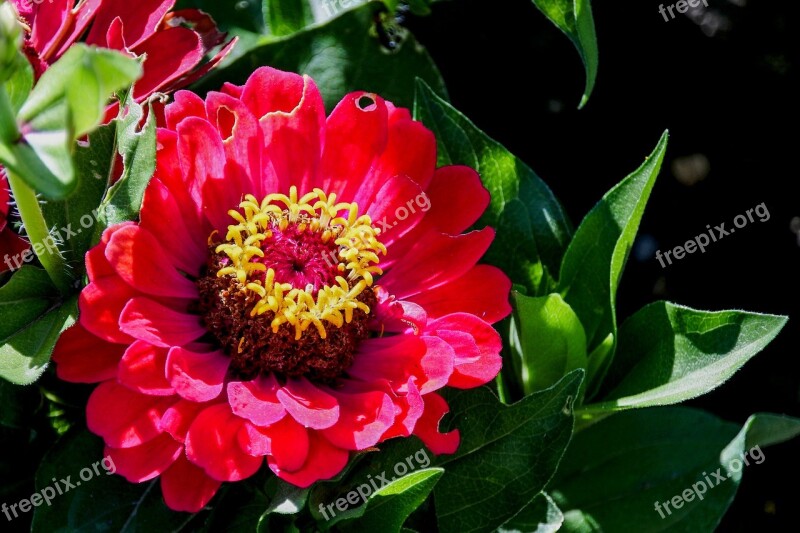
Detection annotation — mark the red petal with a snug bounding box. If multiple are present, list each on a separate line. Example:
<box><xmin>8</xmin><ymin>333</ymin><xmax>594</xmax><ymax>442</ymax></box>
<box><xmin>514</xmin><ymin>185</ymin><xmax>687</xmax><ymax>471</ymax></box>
<box><xmin>87</xmin><ymin>381</ymin><xmax>174</xmax><ymax>448</ymax></box>
<box><xmin>319</xmin><ymin>92</ymin><xmax>388</xmax><ymax>198</ymax></box>
<box><xmin>408</xmin><ymin>265</ymin><xmax>512</xmax><ymax>324</ymax></box>
<box><xmin>165</xmin><ymin>90</ymin><xmax>208</xmax><ymax>130</ymax></box>
<box><xmin>381</xmin><ymin>228</ymin><xmax>495</xmax><ymax>298</ymax></box>
<box><xmin>166</xmin><ymin>347</ymin><xmax>230</xmax><ymax>402</ymax></box>
<box><xmin>52</xmin><ymin>324</ymin><xmax>124</xmax><ymax>383</ymax></box>
<box><xmin>269</xmin><ymin>432</ymin><xmax>349</xmax><ymax>487</ymax></box>
<box><xmin>423</xmin><ymin>166</ymin><xmax>490</xmax><ymax>234</ymax></box>
<box><xmin>428</xmin><ymin>313</ymin><xmax>503</xmax><ymax>388</ymax></box>
<box><xmin>132</xmin><ymin>27</ymin><xmax>204</xmax><ymax>99</ymax></box>
<box><xmin>105</xmin><ymin>225</ymin><xmax>198</xmax><ymax>298</ymax></box>
<box><xmin>277</xmin><ymin>378</ymin><xmax>339</xmax><ymax>430</ymax></box>
<box><xmin>241</xmin><ymin>67</ymin><xmax>325</xmax><ymax>193</ymax></box>
<box><xmin>0</xmin><ymin>228</ymin><xmax>30</xmax><ymax>273</ymax></box>
<box><xmin>161</xmin><ymin>454</ymin><xmax>221</xmax><ymax>512</ymax></box>
<box><xmin>348</xmin><ymin>335</ymin><xmax>426</xmax><ymax>386</ymax></box>
<box><xmin>86</xmin><ymin>222</ymin><xmax>136</xmax><ymax>282</ymax></box>
<box><xmin>79</xmin><ymin>276</ymin><xmax>137</xmax><ymax>344</ymax></box>
<box><xmin>227</xmin><ymin>375</ymin><xmax>287</xmax><ymax>426</ymax></box>
<box><xmin>86</xmin><ymin>0</ymin><xmax>174</xmax><ymax>49</ymax></box>
<box><xmin>119</xmin><ymin>298</ymin><xmax>205</xmax><ymax>348</ymax></box>
<box><xmin>27</xmin><ymin>0</ymin><xmax>71</xmax><ymax>57</ymax></box>
<box><xmin>118</xmin><ymin>340</ymin><xmax>174</xmax><ymax>395</ymax></box>
<box><xmin>364</xmin><ymin>175</ymin><xmax>426</xmax><ymax>248</ymax></box>
<box><xmin>381</xmin><ymin>378</ymin><xmax>424</xmax><ymax>440</ymax></box>
<box><xmin>413</xmin><ymin>393</ymin><xmax>459</xmax><ymax>455</ymax></box>
<box><xmin>105</xmin><ymin>433</ymin><xmax>182</xmax><ymax>482</ymax></box>
<box><xmin>185</xmin><ymin>404</ymin><xmax>263</xmax><ymax>481</ymax></box>
<box><xmin>238</xmin><ymin>417</ymin><xmax>309</xmax><ymax>473</ymax></box>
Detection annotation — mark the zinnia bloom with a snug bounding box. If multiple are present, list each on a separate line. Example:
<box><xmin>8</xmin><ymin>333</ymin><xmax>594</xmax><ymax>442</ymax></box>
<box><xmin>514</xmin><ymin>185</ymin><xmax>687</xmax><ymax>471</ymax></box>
<box><xmin>0</xmin><ymin>171</ymin><xmax>29</xmax><ymax>273</ymax></box>
<box><xmin>11</xmin><ymin>0</ymin><xmax>235</xmax><ymax>99</ymax></box>
<box><xmin>53</xmin><ymin>67</ymin><xmax>511</xmax><ymax>512</ymax></box>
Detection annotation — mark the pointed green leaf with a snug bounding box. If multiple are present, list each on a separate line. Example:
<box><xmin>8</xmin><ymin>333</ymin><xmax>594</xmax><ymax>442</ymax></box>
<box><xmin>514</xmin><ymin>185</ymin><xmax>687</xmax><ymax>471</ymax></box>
<box><xmin>413</xmin><ymin>80</ymin><xmax>572</xmax><ymax>294</ymax></box>
<box><xmin>434</xmin><ymin>371</ymin><xmax>583</xmax><ymax>533</ymax></box>
<box><xmin>498</xmin><ymin>492</ymin><xmax>564</xmax><ymax>533</ymax></box>
<box><xmin>558</xmin><ymin>131</ymin><xmax>668</xmax><ymax>396</ymax></box>
<box><xmin>578</xmin><ymin>302</ymin><xmax>788</xmax><ymax>417</ymax></box>
<box><xmin>0</xmin><ymin>266</ymin><xmax>60</xmax><ymax>344</ymax></box>
<box><xmin>512</xmin><ymin>292</ymin><xmax>587</xmax><ymax>396</ymax></box>
<box><xmin>531</xmin><ymin>0</ymin><xmax>598</xmax><ymax>108</ymax></box>
<box><xmin>264</xmin><ymin>0</ymin><xmax>314</xmax><ymax>35</ymax></box>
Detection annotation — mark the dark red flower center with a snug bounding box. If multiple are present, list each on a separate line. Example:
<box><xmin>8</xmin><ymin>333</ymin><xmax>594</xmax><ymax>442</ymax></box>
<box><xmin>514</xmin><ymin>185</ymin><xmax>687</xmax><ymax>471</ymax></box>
<box><xmin>196</xmin><ymin>188</ymin><xmax>385</xmax><ymax>381</ymax></box>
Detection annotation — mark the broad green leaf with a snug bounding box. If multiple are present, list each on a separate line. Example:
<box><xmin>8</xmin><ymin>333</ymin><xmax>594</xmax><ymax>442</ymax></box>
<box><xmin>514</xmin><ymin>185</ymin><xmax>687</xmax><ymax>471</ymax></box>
<box><xmin>498</xmin><ymin>492</ymin><xmax>564</xmax><ymax>533</ymax></box>
<box><xmin>0</xmin><ymin>296</ymin><xmax>76</xmax><ymax>385</ymax></box>
<box><xmin>264</xmin><ymin>0</ymin><xmax>314</xmax><ymax>35</ymax></box>
<box><xmin>550</xmin><ymin>407</ymin><xmax>800</xmax><ymax>532</ymax></box>
<box><xmin>94</xmin><ymin>96</ymin><xmax>156</xmax><ymax>237</ymax></box>
<box><xmin>531</xmin><ymin>0</ymin><xmax>598</xmax><ymax>108</ymax></box>
<box><xmin>413</xmin><ymin>80</ymin><xmax>572</xmax><ymax>294</ymax></box>
<box><xmin>42</xmin><ymin>124</ymin><xmax>116</xmax><ymax>275</ymax></box>
<box><xmin>338</xmin><ymin>468</ymin><xmax>444</xmax><ymax>532</ymax></box>
<box><xmin>0</xmin><ymin>266</ymin><xmax>59</xmax><ymax>344</ymax></box>
<box><xmin>578</xmin><ymin>302</ymin><xmax>788</xmax><ymax>418</ymax></box>
<box><xmin>433</xmin><ymin>371</ymin><xmax>583</xmax><ymax>533</ymax></box>
<box><xmin>8</xmin><ymin>45</ymin><xmax>140</xmax><ymax>198</ymax></box>
<box><xmin>32</xmin><ymin>428</ymin><xmax>194</xmax><ymax>532</ymax></box>
<box><xmin>3</xmin><ymin>52</ymin><xmax>33</xmax><ymax>112</ymax></box>
<box><xmin>264</xmin><ymin>479</ymin><xmax>309</xmax><ymax>515</ymax></box>
<box><xmin>196</xmin><ymin>2</ymin><xmax>448</xmax><ymax>111</ymax></box>
<box><xmin>512</xmin><ymin>292</ymin><xmax>587</xmax><ymax>396</ymax></box>
<box><xmin>558</xmin><ymin>131</ymin><xmax>668</xmax><ymax>397</ymax></box>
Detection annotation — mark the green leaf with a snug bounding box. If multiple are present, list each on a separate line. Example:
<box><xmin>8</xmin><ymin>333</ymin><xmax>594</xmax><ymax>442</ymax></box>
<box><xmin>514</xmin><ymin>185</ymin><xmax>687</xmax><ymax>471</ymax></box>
<box><xmin>42</xmin><ymin>123</ymin><xmax>116</xmax><ymax>275</ymax></box>
<box><xmin>0</xmin><ymin>266</ymin><xmax>60</xmax><ymax>344</ymax></box>
<box><xmin>0</xmin><ymin>378</ymin><xmax>39</xmax><ymax>428</ymax></box>
<box><xmin>264</xmin><ymin>0</ymin><xmax>314</xmax><ymax>36</ymax></box>
<box><xmin>531</xmin><ymin>0</ymin><xmax>598</xmax><ymax>108</ymax></box>
<box><xmin>497</xmin><ymin>492</ymin><xmax>564</xmax><ymax>533</ymax></box>
<box><xmin>433</xmin><ymin>371</ymin><xmax>583</xmax><ymax>533</ymax></box>
<box><xmin>264</xmin><ymin>479</ymin><xmax>309</xmax><ymax>515</ymax></box>
<box><xmin>3</xmin><ymin>52</ymin><xmax>33</xmax><ymax>112</ymax></box>
<box><xmin>578</xmin><ymin>303</ymin><xmax>788</xmax><ymax>417</ymax></box>
<box><xmin>339</xmin><ymin>468</ymin><xmax>444</xmax><ymax>532</ymax></box>
<box><xmin>413</xmin><ymin>80</ymin><xmax>572</xmax><ymax>294</ymax></box>
<box><xmin>0</xmin><ymin>296</ymin><xmax>76</xmax><ymax>385</ymax></box>
<box><xmin>199</xmin><ymin>475</ymin><xmax>270</xmax><ymax>532</ymax></box>
<box><xmin>8</xmin><ymin>45</ymin><xmax>140</xmax><ymax>198</ymax></box>
<box><xmin>512</xmin><ymin>292</ymin><xmax>587</xmax><ymax>396</ymax></box>
<box><xmin>94</xmin><ymin>96</ymin><xmax>156</xmax><ymax>237</ymax></box>
<box><xmin>558</xmin><ymin>131</ymin><xmax>668</xmax><ymax>397</ymax></box>
<box><xmin>32</xmin><ymin>428</ymin><xmax>194</xmax><ymax>532</ymax></box>
<box><xmin>550</xmin><ymin>407</ymin><xmax>800</xmax><ymax>532</ymax></box>
<box><xmin>196</xmin><ymin>2</ymin><xmax>448</xmax><ymax>111</ymax></box>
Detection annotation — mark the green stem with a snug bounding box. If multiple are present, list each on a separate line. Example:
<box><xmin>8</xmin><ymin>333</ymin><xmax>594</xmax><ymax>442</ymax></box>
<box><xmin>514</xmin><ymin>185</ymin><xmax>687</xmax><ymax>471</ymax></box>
<box><xmin>0</xmin><ymin>85</ymin><xmax>17</xmax><ymax>144</ymax></box>
<box><xmin>5</xmin><ymin>170</ymin><xmax>73</xmax><ymax>294</ymax></box>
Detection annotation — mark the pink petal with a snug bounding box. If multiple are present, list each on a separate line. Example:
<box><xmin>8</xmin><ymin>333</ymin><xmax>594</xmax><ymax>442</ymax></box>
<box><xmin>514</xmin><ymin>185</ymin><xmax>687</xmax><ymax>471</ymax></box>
<box><xmin>118</xmin><ymin>340</ymin><xmax>174</xmax><ymax>395</ymax></box>
<box><xmin>159</xmin><ymin>399</ymin><xmax>207</xmax><ymax>443</ymax></box>
<box><xmin>161</xmin><ymin>454</ymin><xmax>222</xmax><ymax>513</ymax></box>
<box><xmin>422</xmin><ymin>166</ymin><xmax>490</xmax><ymax>234</ymax></box>
<box><xmin>428</xmin><ymin>313</ymin><xmax>503</xmax><ymax>388</ymax></box>
<box><xmin>119</xmin><ymin>297</ymin><xmax>205</xmax><ymax>348</ymax></box>
<box><xmin>79</xmin><ymin>276</ymin><xmax>137</xmax><ymax>344</ymax></box>
<box><xmin>413</xmin><ymin>393</ymin><xmax>459</xmax><ymax>455</ymax></box>
<box><xmin>27</xmin><ymin>0</ymin><xmax>71</xmax><ymax>57</ymax></box>
<box><xmin>365</xmin><ymin>175</ymin><xmax>426</xmax><ymax>248</ymax></box>
<box><xmin>132</xmin><ymin>27</ymin><xmax>204</xmax><ymax>99</ymax></box>
<box><xmin>321</xmin><ymin>389</ymin><xmax>396</xmax><ymax>450</ymax></box>
<box><xmin>86</xmin><ymin>222</ymin><xmax>136</xmax><ymax>281</ymax></box>
<box><xmin>165</xmin><ymin>90</ymin><xmax>208</xmax><ymax>130</ymax></box>
<box><xmin>238</xmin><ymin>417</ymin><xmax>309</xmax><ymax>473</ymax></box>
<box><xmin>105</xmin><ymin>433</ymin><xmax>182</xmax><ymax>482</ymax></box>
<box><xmin>166</xmin><ymin>347</ymin><xmax>230</xmax><ymax>402</ymax></box>
<box><xmin>86</xmin><ymin>0</ymin><xmax>174</xmax><ymax>49</ymax></box>
<box><xmin>277</xmin><ymin>377</ymin><xmax>340</xmax><ymax>430</ymax></box>
<box><xmin>185</xmin><ymin>404</ymin><xmax>263</xmax><ymax>481</ymax></box>
<box><xmin>227</xmin><ymin>375</ymin><xmax>286</xmax><ymax>426</ymax></box>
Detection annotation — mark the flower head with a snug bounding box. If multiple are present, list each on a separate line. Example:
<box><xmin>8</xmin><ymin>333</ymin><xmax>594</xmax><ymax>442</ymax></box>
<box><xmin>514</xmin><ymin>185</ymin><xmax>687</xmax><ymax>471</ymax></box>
<box><xmin>11</xmin><ymin>0</ymin><xmax>235</xmax><ymax>99</ymax></box>
<box><xmin>53</xmin><ymin>67</ymin><xmax>512</xmax><ymax>512</ymax></box>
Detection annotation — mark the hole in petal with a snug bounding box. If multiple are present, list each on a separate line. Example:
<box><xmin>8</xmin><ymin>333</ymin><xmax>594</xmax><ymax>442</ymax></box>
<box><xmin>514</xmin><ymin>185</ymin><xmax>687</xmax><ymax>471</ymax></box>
<box><xmin>217</xmin><ymin>106</ymin><xmax>237</xmax><ymax>141</ymax></box>
<box><xmin>356</xmin><ymin>95</ymin><xmax>377</xmax><ymax>112</ymax></box>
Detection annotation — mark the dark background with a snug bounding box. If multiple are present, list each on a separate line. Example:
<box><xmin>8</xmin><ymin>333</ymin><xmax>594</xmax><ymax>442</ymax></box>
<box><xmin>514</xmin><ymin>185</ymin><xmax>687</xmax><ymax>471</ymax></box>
<box><xmin>410</xmin><ymin>0</ymin><xmax>799</xmax><ymax>530</ymax></box>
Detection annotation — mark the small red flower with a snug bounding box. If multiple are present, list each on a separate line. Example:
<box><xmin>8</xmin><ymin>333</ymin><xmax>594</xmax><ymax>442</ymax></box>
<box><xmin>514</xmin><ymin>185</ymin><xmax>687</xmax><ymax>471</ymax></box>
<box><xmin>0</xmin><ymin>171</ymin><xmax>29</xmax><ymax>274</ymax></box>
<box><xmin>54</xmin><ymin>67</ymin><xmax>512</xmax><ymax>512</ymax></box>
<box><xmin>11</xmin><ymin>0</ymin><xmax>235</xmax><ymax>99</ymax></box>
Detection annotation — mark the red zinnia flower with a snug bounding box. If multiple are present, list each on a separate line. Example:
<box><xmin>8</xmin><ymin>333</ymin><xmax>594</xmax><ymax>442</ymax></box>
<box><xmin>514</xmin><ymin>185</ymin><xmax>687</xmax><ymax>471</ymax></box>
<box><xmin>53</xmin><ymin>67</ymin><xmax>512</xmax><ymax>512</ymax></box>
<box><xmin>0</xmin><ymin>172</ymin><xmax>29</xmax><ymax>273</ymax></box>
<box><xmin>11</xmin><ymin>0</ymin><xmax>235</xmax><ymax>99</ymax></box>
